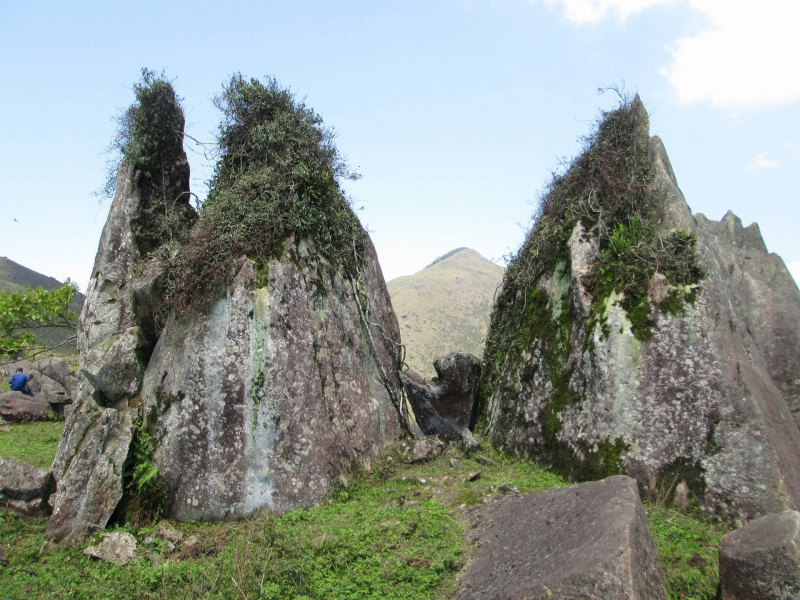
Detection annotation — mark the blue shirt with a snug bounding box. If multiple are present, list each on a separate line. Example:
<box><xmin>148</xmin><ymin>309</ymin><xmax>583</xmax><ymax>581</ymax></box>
<box><xmin>8</xmin><ymin>372</ymin><xmax>28</xmax><ymax>391</ymax></box>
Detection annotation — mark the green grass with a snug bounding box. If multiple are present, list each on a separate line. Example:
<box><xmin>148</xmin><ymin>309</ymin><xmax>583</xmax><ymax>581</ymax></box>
<box><xmin>0</xmin><ymin>440</ymin><xmax>726</xmax><ymax>599</ymax></box>
<box><xmin>646</xmin><ymin>504</ymin><xmax>730</xmax><ymax>600</ymax></box>
<box><xmin>0</xmin><ymin>422</ymin><xmax>63</xmax><ymax>469</ymax></box>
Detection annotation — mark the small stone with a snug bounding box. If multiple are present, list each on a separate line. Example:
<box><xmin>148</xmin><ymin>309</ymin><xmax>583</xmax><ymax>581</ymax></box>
<box><xmin>673</xmin><ymin>480</ymin><xmax>689</xmax><ymax>510</ymax></box>
<box><xmin>183</xmin><ymin>535</ymin><xmax>200</xmax><ymax>550</ymax></box>
<box><xmin>83</xmin><ymin>531</ymin><xmax>137</xmax><ymax>565</ymax></box>
<box><xmin>467</xmin><ymin>471</ymin><xmax>482</xmax><ymax>482</ymax></box>
<box><xmin>450</xmin><ymin>458</ymin><xmax>462</xmax><ymax>468</ymax></box>
<box><xmin>474</xmin><ymin>455</ymin><xmax>495</xmax><ymax>466</ymax></box>
<box><xmin>152</xmin><ymin>521</ymin><xmax>184</xmax><ymax>545</ymax></box>
<box><xmin>462</xmin><ymin>428</ymin><xmax>480</xmax><ymax>454</ymax></box>
<box><xmin>497</xmin><ymin>483</ymin><xmax>519</xmax><ymax>494</ymax></box>
<box><xmin>405</xmin><ymin>501</ymin><xmax>421</xmax><ymax>507</ymax></box>
<box><xmin>398</xmin><ymin>436</ymin><xmax>446</xmax><ymax>464</ymax></box>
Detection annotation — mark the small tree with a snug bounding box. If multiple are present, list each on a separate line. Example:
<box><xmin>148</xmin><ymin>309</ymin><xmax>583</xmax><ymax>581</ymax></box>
<box><xmin>0</xmin><ymin>282</ymin><xmax>79</xmax><ymax>362</ymax></box>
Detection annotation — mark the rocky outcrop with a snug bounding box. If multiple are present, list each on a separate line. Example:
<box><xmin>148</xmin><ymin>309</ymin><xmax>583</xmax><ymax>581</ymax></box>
<box><xmin>480</xmin><ymin>99</ymin><xmax>800</xmax><ymax>521</ymax></box>
<box><xmin>457</xmin><ymin>476</ymin><xmax>667</xmax><ymax>600</ymax></box>
<box><xmin>401</xmin><ymin>353</ymin><xmax>481</xmax><ymax>439</ymax></box>
<box><xmin>141</xmin><ymin>237</ymin><xmax>405</xmax><ymax>520</ymax></box>
<box><xmin>719</xmin><ymin>511</ymin><xmax>800</xmax><ymax>600</ymax></box>
<box><xmin>0</xmin><ymin>456</ymin><xmax>54</xmax><ymax>516</ymax></box>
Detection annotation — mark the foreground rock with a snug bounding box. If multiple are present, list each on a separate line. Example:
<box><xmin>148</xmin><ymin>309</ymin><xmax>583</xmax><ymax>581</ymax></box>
<box><xmin>0</xmin><ymin>456</ymin><xmax>54</xmax><ymax>516</ymax></box>
<box><xmin>401</xmin><ymin>353</ymin><xmax>481</xmax><ymax>440</ymax></box>
<box><xmin>84</xmin><ymin>531</ymin><xmax>138</xmax><ymax>565</ymax></box>
<box><xmin>719</xmin><ymin>511</ymin><xmax>800</xmax><ymax>600</ymax></box>
<box><xmin>0</xmin><ymin>391</ymin><xmax>55</xmax><ymax>422</ymax></box>
<box><xmin>480</xmin><ymin>98</ymin><xmax>800</xmax><ymax>521</ymax></box>
<box><xmin>457</xmin><ymin>475</ymin><xmax>667</xmax><ymax>600</ymax></box>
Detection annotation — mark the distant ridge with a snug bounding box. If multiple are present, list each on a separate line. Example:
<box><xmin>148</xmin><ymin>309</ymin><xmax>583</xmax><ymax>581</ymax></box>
<box><xmin>388</xmin><ymin>248</ymin><xmax>504</xmax><ymax>379</ymax></box>
<box><xmin>426</xmin><ymin>247</ymin><xmax>469</xmax><ymax>269</ymax></box>
<box><xmin>0</xmin><ymin>256</ymin><xmax>84</xmax><ymax>354</ymax></box>
<box><xmin>0</xmin><ymin>256</ymin><xmax>67</xmax><ymax>293</ymax></box>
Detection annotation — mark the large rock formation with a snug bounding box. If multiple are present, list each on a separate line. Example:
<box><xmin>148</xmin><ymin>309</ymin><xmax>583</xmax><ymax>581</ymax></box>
<box><xmin>47</xmin><ymin>79</ymin><xmax>409</xmax><ymax>543</ymax></box>
<box><xmin>457</xmin><ymin>476</ymin><xmax>667</xmax><ymax>600</ymax></box>
<box><xmin>480</xmin><ymin>98</ymin><xmax>800</xmax><ymax>521</ymax></box>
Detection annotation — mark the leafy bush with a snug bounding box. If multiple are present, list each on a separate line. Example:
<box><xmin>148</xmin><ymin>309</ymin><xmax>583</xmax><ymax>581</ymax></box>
<box><xmin>0</xmin><ymin>282</ymin><xmax>79</xmax><ymax>361</ymax></box>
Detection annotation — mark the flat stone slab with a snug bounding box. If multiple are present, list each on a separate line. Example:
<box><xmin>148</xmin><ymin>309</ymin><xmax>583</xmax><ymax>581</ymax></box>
<box><xmin>719</xmin><ymin>510</ymin><xmax>800</xmax><ymax>600</ymax></box>
<box><xmin>0</xmin><ymin>391</ymin><xmax>54</xmax><ymax>422</ymax></box>
<box><xmin>457</xmin><ymin>475</ymin><xmax>667</xmax><ymax>600</ymax></box>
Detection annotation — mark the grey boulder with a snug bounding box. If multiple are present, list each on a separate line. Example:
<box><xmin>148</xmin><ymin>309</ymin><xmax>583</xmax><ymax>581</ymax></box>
<box><xmin>457</xmin><ymin>475</ymin><xmax>667</xmax><ymax>600</ymax></box>
<box><xmin>719</xmin><ymin>510</ymin><xmax>800</xmax><ymax>600</ymax></box>
<box><xmin>0</xmin><ymin>391</ymin><xmax>55</xmax><ymax>422</ymax></box>
<box><xmin>31</xmin><ymin>357</ymin><xmax>72</xmax><ymax>394</ymax></box>
<box><xmin>0</xmin><ymin>456</ymin><xmax>54</xmax><ymax>516</ymax></box>
<box><xmin>401</xmin><ymin>353</ymin><xmax>481</xmax><ymax>440</ymax></box>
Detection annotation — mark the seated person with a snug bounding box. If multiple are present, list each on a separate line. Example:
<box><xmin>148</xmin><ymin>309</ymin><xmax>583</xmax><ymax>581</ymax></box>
<box><xmin>8</xmin><ymin>367</ymin><xmax>34</xmax><ymax>397</ymax></box>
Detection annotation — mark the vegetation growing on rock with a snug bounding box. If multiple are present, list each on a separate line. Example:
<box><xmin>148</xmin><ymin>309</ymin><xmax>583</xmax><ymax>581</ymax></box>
<box><xmin>102</xmin><ymin>69</ymin><xmax>195</xmax><ymax>256</ymax></box>
<box><xmin>159</xmin><ymin>74</ymin><xmax>366</xmax><ymax>313</ymax></box>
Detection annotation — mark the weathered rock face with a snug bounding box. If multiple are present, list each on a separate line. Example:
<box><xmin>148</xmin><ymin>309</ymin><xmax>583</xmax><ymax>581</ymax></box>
<box><xmin>141</xmin><ymin>236</ymin><xmax>405</xmax><ymax>520</ymax></box>
<box><xmin>47</xmin><ymin>154</ymin><xmax>192</xmax><ymax>546</ymax></box>
<box><xmin>401</xmin><ymin>353</ymin><xmax>481</xmax><ymax>439</ymax></box>
<box><xmin>457</xmin><ymin>476</ymin><xmax>667</xmax><ymax>600</ymax></box>
<box><xmin>0</xmin><ymin>456</ymin><xmax>54</xmax><ymax>516</ymax></box>
<box><xmin>481</xmin><ymin>101</ymin><xmax>800</xmax><ymax>521</ymax></box>
<box><xmin>719</xmin><ymin>511</ymin><xmax>800</xmax><ymax>600</ymax></box>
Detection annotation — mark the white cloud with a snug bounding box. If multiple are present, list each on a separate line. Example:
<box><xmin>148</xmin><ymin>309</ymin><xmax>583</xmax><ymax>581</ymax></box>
<box><xmin>748</xmin><ymin>151</ymin><xmax>779</xmax><ymax>170</ymax></box>
<box><xmin>789</xmin><ymin>261</ymin><xmax>800</xmax><ymax>287</ymax></box>
<box><xmin>543</xmin><ymin>0</ymin><xmax>671</xmax><ymax>24</ymax></box>
<box><xmin>543</xmin><ymin>0</ymin><xmax>800</xmax><ymax>108</ymax></box>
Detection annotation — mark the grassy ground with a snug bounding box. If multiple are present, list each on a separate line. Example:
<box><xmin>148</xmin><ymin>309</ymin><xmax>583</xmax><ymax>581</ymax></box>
<box><xmin>0</xmin><ymin>421</ymin><xmax>63</xmax><ymax>469</ymax></box>
<box><xmin>0</xmin><ymin>435</ymin><xmax>727</xmax><ymax>599</ymax></box>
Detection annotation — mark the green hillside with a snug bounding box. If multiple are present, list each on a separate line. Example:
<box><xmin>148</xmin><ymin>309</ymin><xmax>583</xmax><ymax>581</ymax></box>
<box><xmin>387</xmin><ymin>248</ymin><xmax>504</xmax><ymax>380</ymax></box>
<box><xmin>0</xmin><ymin>256</ymin><xmax>84</xmax><ymax>354</ymax></box>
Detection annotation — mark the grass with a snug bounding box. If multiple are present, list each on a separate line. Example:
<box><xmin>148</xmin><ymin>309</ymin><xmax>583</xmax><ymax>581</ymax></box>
<box><xmin>0</xmin><ymin>439</ymin><xmax>726</xmax><ymax>599</ymax></box>
<box><xmin>0</xmin><ymin>421</ymin><xmax>63</xmax><ymax>469</ymax></box>
<box><xmin>646</xmin><ymin>504</ymin><xmax>730</xmax><ymax>600</ymax></box>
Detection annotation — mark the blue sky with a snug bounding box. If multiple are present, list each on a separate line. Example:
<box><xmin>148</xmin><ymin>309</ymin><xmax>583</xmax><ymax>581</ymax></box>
<box><xmin>1</xmin><ymin>0</ymin><xmax>798</xmax><ymax>290</ymax></box>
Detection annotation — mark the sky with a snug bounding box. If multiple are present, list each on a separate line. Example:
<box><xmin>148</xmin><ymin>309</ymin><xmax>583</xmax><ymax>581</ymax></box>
<box><xmin>1</xmin><ymin>0</ymin><xmax>799</xmax><ymax>291</ymax></box>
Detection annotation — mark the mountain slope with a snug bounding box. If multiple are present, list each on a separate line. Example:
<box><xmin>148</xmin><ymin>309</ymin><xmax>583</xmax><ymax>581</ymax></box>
<box><xmin>0</xmin><ymin>256</ymin><xmax>84</xmax><ymax>354</ymax></box>
<box><xmin>388</xmin><ymin>248</ymin><xmax>504</xmax><ymax>379</ymax></box>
